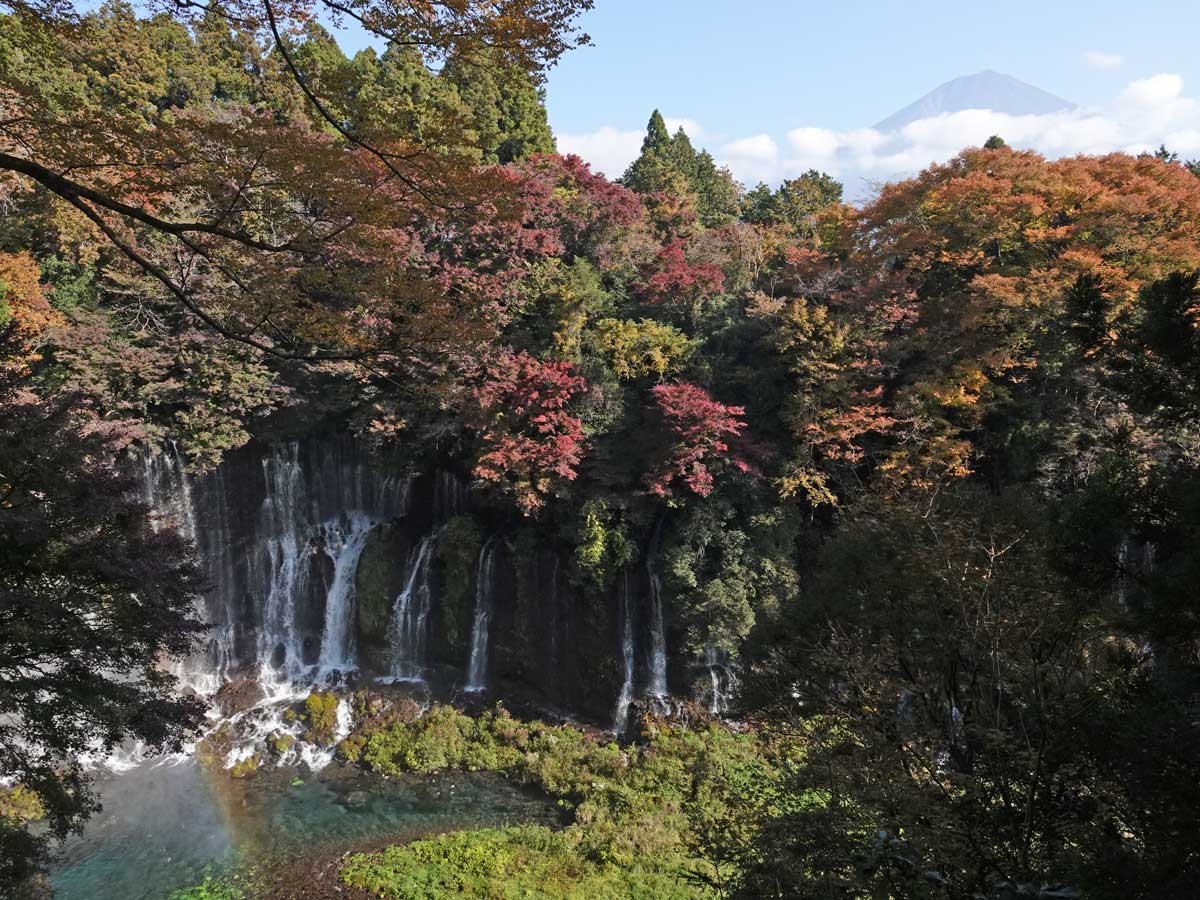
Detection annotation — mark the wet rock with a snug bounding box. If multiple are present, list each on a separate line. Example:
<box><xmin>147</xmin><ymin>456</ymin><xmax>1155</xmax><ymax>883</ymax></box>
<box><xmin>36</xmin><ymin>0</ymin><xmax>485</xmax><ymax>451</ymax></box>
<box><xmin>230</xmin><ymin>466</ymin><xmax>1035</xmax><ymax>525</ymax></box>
<box><xmin>229</xmin><ymin>753</ymin><xmax>261</xmax><ymax>778</ymax></box>
<box><xmin>212</xmin><ymin>678</ymin><xmax>266</xmax><ymax>716</ymax></box>
<box><xmin>344</xmin><ymin>790</ymin><xmax>370</xmax><ymax>808</ymax></box>
<box><xmin>355</xmin><ymin>522</ymin><xmax>408</xmax><ymax>670</ymax></box>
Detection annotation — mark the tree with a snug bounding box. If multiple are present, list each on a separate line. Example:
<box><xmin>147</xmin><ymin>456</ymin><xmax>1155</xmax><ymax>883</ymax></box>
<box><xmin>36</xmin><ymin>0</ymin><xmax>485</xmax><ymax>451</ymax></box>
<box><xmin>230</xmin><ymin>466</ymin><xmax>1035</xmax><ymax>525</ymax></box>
<box><xmin>442</xmin><ymin>49</ymin><xmax>556</xmax><ymax>164</ymax></box>
<box><xmin>623</xmin><ymin>111</ymin><xmax>739</xmax><ymax>227</ymax></box>
<box><xmin>1152</xmin><ymin>143</ymin><xmax>1179</xmax><ymax>163</ymax></box>
<box><xmin>0</xmin><ymin>255</ymin><xmax>205</xmax><ymax>889</ymax></box>
<box><xmin>983</xmin><ymin>134</ymin><xmax>1008</xmax><ymax>149</ymax></box>
<box><xmin>850</xmin><ymin>147</ymin><xmax>1200</xmax><ymax>495</ymax></box>
<box><xmin>513</xmin><ymin>152</ymin><xmax>645</xmax><ymax>266</ymax></box>
<box><xmin>472</xmin><ymin>350</ymin><xmax>588</xmax><ymax>515</ymax></box>
<box><xmin>638</xmin><ymin>239</ymin><xmax>726</xmax><ymax>325</ymax></box>
<box><xmin>588</xmin><ymin>317</ymin><xmax>693</xmax><ymax>381</ymax></box>
<box><xmin>646</xmin><ymin>381</ymin><xmax>749</xmax><ymax>499</ymax></box>
<box><xmin>0</xmin><ymin>0</ymin><xmax>593</xmax><ymax>365</ymax></box>
<box><xmin>725</xmin><ymin>486</ymin><xmax>1200</xmax><ymax>899</ymax></box>
<box><xmin>739</xmin><ymin>170</ymin><xmax>842</xmax><ymax>235</ymax></box>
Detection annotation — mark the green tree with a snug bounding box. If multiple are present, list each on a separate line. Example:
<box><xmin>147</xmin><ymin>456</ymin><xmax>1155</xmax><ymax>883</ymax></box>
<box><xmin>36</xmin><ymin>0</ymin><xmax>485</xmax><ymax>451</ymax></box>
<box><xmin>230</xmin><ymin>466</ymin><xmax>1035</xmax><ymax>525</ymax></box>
<box><xmin>623</xmin><ymin>112</ymin><xmax>739</xmax><ymax>226</ymax></box>
<box><xmin>739</xmin><ymin>170</ymin><xmax>842</xmax><ymax>234</ymax></box>
<box><xmin>442</xmin><ymin>50</ymin><xmax>555</xmax><ymax>163</ymax></box>
<box><xmin>727</xmin><ymin>485</ymin><xmax>1200</xmax><ymax>899</ymax></box>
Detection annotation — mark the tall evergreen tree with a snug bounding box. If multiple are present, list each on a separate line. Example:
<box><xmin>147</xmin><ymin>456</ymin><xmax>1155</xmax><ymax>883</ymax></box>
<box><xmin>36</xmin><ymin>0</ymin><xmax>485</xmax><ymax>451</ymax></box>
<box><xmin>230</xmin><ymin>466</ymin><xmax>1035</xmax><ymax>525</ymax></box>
<box><xmin>641</xmin><ymin>109</ymin><xmax>671</xmax><ymax>155</ymax></box>
<box><xmin>442</xmin><ymin>50</ymin><xmax>555</xmax><ymax>164</ymax></box>
<box><xmin>622</xmin><ymin>111</ymin><xmax>739</xmax><ymax>226</ymax></box>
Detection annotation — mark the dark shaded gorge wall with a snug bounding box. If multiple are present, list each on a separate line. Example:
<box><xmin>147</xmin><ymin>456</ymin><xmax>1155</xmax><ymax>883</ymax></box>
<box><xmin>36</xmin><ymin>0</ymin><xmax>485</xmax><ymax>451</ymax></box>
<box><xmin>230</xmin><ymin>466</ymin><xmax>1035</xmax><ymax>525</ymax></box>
<box><xmin>142</xmin><ymin>434</ymin><xmax>728</xmax><ymax>725</ymax></box>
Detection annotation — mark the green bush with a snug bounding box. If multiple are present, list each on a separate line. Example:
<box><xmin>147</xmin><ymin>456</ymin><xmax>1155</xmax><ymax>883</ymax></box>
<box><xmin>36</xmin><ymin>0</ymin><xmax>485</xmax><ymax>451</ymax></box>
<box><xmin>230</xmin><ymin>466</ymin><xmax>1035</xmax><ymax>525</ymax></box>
<box><xmin>345</xmin><ymin>704</ymin><xmax>778</xmax><ymax>878</ymax></box>
<box><xmin>303</xmin><ymin>691</ymin><xmax>340</xmax><ymax>746</ymax></box>
<box><xmin>341</xmin><ymin>825</ymin><xmax>711</xmax><ymax>900</ymax></box>
<box><xmin>167</xmin><ymin>872</ymin><xmax>244</xmax><ymax>900</ymax></box>
<box><xmin>0</xmin><ymin>787</ymin><xmax>44</xmax><ymax>825</ymax></box>
<box><xmin>269</xmin><ymin>734</ymin><xmax>295</xmax><ymax>757</ymax></box>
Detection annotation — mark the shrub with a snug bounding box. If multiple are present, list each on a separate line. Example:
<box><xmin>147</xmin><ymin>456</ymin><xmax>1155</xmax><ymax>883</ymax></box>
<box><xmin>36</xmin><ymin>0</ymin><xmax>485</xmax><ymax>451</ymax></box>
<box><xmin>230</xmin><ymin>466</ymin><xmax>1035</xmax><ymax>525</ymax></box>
<box><xmin>167</xmin><ymin>871</ymin><xmax>245</xmax><ymax>900</ymax></box>
<box><xmin>0</xmin><ymin>787</ymin><xmax>44</xmax><ymax>825</ymax></box>
<box><xmin>303</xmin><ymin>691</ymin><xmax>340</xmax><ymax>746</ymax></box>
<box><xmin>341</xmin><ymin>825</ymin><xmax>712</xmax><ymax>900</ymax></box>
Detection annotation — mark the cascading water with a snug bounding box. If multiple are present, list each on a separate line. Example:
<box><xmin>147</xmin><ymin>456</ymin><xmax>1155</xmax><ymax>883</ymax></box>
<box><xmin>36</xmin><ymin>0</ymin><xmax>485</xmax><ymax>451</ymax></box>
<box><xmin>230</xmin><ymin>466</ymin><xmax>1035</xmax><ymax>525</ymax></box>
<box><xmin>465</xmin><ymin>539</ymin><xmax>498</xmax><ymax>692</ymax></box>
<box><xmin>701</xmin><ymin>647</ymin><xmax>737</xmax><ymax>715</ymax></box>
<box><xmin>139</xmin><ymin>443</ymin><xmax>199</xmax><ymax>541</ymax></box>
<box><xmin>645</xmin><ymin>565</ymin><xmax>668</xmax><ymax>699</ymax></box>
<box><xmin>434</xmin><ymin>469</ymin><xmax>470</xmax><ymax>520</ymax></box>
<box><xmin>547</xmin><ymin>557</ymin><xmax>562</xmax><ymax>675</ymax></box>
<box><xmin>138</xmin><ymin>437</ymin><xmax>412</xmax><ymax>701</ymax></box>
<box><xmin>256</xmin><ymin>443</ymin><xmax>311</xmax><ymax>693</ymax></box>
<box><xmin>135</xmin><ymin>438</ymin><xmax>414</xmax><ymax>773</ymax></box>
<box><xmin>388</xmin><ymin>532</ymin><xmax>439</xmax><ymax>682</ymax></box>
<box><xmin>612</xmin><ymin>571</ymin><xmax>636</xmax><ymax>734</ymax></box>
<box><xmin>249</xmin><ymin>441</ymin><xmax>411</xmax><ymax>694</ymax></box>
<box><xmin>315</xmin><ymin>513</ymin><xmax>374</xmax><ymax>678</ymax></box>
<box><xmin>203</xmin><ymin>466</ymin><xmax>239</xmax><ymax>687</ymax></box>
<box><xmin>138</xmin><ymin>445</ymin><xmax>221</xmax><ymax>696</ymax></box>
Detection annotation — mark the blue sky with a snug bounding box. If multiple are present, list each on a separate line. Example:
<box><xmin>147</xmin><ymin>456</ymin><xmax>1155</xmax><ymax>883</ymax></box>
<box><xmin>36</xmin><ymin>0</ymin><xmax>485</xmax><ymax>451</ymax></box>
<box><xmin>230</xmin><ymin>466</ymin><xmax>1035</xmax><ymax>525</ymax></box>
<box><xmin>533</xmin><ymin>0</ymin><xmax>1200</xmax><ymax>193</ymax></box>
<box><xmin>543</xmin><ymin>0</ymin><xmax>1200</xmax><ymax>136</ymax></box>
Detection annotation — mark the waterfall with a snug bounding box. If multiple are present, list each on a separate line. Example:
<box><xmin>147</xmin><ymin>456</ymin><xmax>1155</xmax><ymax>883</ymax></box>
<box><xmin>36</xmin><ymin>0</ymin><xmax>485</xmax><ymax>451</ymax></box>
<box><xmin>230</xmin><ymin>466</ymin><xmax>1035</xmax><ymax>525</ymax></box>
<box><xmin>139</xmin><ymin>437</ymin><xmax>412</xmax><ymax>698</ymax></box>
<box><xmin>388</xmin><ymin>532</ymin><xmax>439</xmax><ymax>681</ymax></box>
<box><xmin>434</xmin><ymin>469</ymin><xmax>469</xmax><ymax>520</ymax></box>
<box><xmin>256</xmin><ymin>443</ymin><xmax>311</xmax><ymax>692</ymax></box>
<box><xmin>548</xmin><ymin>556</ymin><xmax>561</xmax><ymax>674</ymax></box>
<box><xmin>612</xmin><ymin>571</ymin><xmax>636</xmax><ymax>734</ymax></box>
<box><xmin>465</xmin><ymin>539</ymin><xmax>498</xmax><ymax>692</ymax></box>
<box><xmin>645</xmin><ymin>566</ymin><xmax>668</xmax><ymax>699</ymax></box>
<box><xmin>250</xmin><ymin>441</ymin><xmax>411</xmax><ymax>693</ymax></box>
<box><xmin>204</xmin><ymin>466</ymin><xmax>239</xmax><ymax>686</ymax></box>
<box><xmin>702</xmin><ymin>647</ymin><xmax>737</xmax><ymax>715</ymax></box>
<box><xmin>315</xmin><ymin>513</ymin><xmax>374</xmax><ymax>677</ymax></box>
<box><xmin>137</xmin><ymin>445</ymin><xmax>216</xmax><ymax>695</ymax></box>
<box><xmin>139</xmin><ymin>444</ymin><xmax>195</xmax><ymax>539</ymax></box>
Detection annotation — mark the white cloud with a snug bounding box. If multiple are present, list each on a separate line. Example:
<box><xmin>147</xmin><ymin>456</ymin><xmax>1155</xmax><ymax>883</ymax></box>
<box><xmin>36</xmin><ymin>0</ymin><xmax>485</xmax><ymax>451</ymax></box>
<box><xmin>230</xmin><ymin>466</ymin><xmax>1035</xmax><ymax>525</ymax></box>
<box><xmin>557</xmin><ymin>74</ymin><xmax>1200</xmax><ymax>199</ymax></box>
<box><xmin>723</xmin><ymin>134</ymin><xmax>779</xmax><ymax>161</ymax></box>
<box><xmin>664</xmin><ymin>117</ymin><xmax>705</xmax><ymax>140</ymax></box>
<box><xmin>718</xmin><ymin>134</ymin><xmax>782</xmax><ymax>185</ymax></box>
<box><xmin>556</xmin><ymin>126</ymin><xmax>643</xmax><ymax>178</ymax></box>
<box><xmin>1085</xmin><ymin>50</ymin><xmax>1124</xmax><ymax>70</ymax></box>
<box><xmin>1119</xmin><ymin>73</ymin><xmax>1184</xmax><ymax>108</ymax></box>
<box><xmin>556</xmin><ymin>115</ymin><xmax>708</xmax><ymax>178</ymax></box>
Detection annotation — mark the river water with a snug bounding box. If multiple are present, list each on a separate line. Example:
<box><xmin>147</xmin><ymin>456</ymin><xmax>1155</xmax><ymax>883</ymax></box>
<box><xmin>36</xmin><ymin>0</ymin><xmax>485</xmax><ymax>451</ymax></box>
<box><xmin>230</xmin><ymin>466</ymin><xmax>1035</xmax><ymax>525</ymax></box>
<box><xmin>48</xmin><ymin>757</ymin><xmax>555</xmax><ymax>900</ymax></box>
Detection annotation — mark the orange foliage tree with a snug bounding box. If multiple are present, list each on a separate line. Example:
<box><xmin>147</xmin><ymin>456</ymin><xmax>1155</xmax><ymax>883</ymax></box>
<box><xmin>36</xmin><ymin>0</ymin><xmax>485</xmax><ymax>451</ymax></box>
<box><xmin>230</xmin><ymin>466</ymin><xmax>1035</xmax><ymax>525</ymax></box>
<box><xmin>841</xmin><ymin>147</ymin><xmax>1200</xmax><ymax>495</ymax></box>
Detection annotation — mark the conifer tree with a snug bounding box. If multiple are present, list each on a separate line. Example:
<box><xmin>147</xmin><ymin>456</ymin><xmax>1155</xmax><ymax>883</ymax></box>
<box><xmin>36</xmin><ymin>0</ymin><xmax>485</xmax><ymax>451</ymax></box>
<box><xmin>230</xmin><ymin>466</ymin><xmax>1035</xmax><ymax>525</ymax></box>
<box><xmin>622</xmin><ymin>111</ymin><xmax>738</xmax><ymax>226</ymax></box>
<box><xmin>442</xmin><ymin>50</ymin><xmax>556</xmax><ymax>164</ymax></box>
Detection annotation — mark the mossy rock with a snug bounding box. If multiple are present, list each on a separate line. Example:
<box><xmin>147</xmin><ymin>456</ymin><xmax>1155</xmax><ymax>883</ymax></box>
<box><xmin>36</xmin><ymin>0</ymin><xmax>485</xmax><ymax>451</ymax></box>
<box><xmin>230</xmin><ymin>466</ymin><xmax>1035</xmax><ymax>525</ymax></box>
<box><xmin>229</xmin><ymin>754</ymin><xmax>261</xmax><ymax>779</ymax></box>
<box><xmin>196</xmin><ymin>723</ymin><xmax>235</xmax><ymax>771</ymax></box>
<box><xmin>0</xmin><ymin>786</ymin><xmax>45</xmax><ymax>824</ymax></box>
<box><xmin>435</xmin><ymin>514</ymin><xmax>482</xmax><ymax>659</ymax></box>
<box><xmin>355</xmin><ymin>523</ymin><xmax>407</xmax><ymax>658</ymax></box>
<box><xmin>270</xmin><ymin>733</ymin><xmax>296</xmax><ymax>756</ymax></box>
<box><xmin>337</xmin><ymin>734</ymin><xmax>367</xmax><ymax>763</ymax></box>
<box><xmin>304</xmin><ymin>691</ymin><xmax>340</xmax><ymax>746</ymax></box>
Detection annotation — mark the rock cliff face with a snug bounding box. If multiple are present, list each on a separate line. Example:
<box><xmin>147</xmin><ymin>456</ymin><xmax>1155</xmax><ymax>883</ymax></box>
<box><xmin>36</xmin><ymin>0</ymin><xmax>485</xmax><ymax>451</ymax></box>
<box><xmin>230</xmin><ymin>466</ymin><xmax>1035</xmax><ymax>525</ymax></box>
<box><xmin>142</xmin><ymin>434</ymin><xmax>730</xmax><ymax>727</ymax></box>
